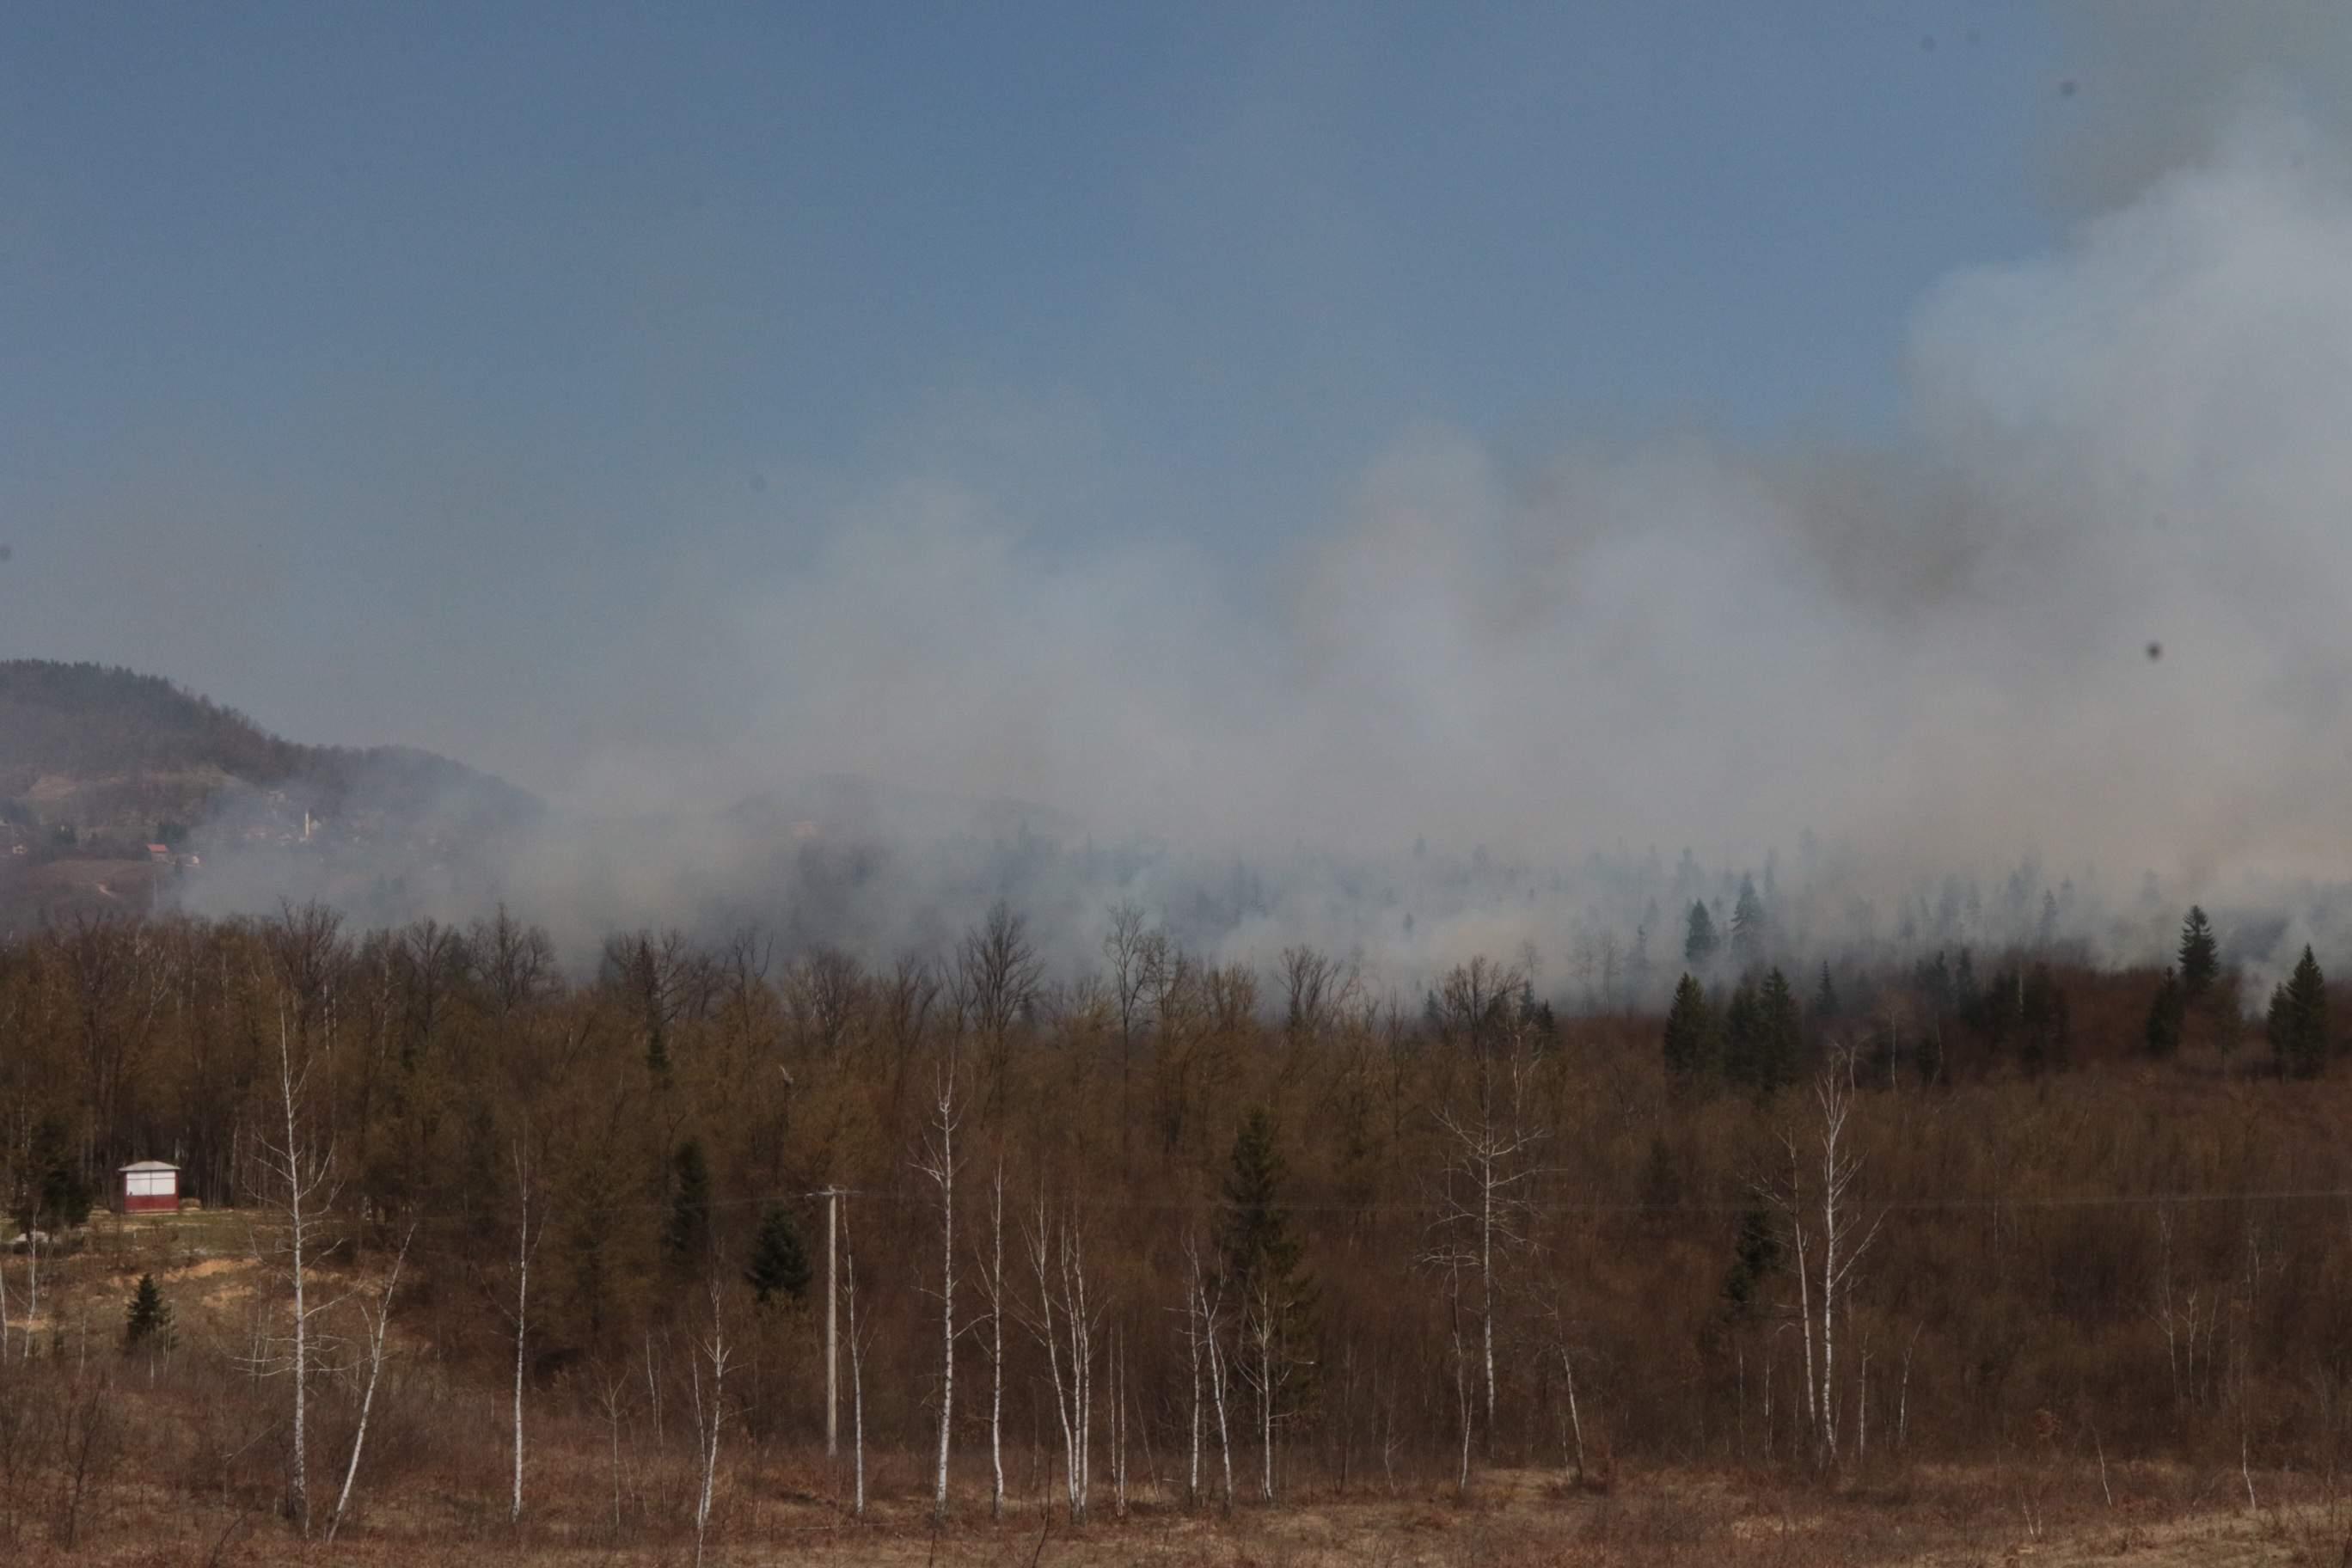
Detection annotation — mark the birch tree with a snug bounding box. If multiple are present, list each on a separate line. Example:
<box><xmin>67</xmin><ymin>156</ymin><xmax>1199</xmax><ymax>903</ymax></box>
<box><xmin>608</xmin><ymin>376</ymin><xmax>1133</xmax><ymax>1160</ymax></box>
<box><xmin>1020</xmin><ymin>1197</ymin><xmax>1101</xmax><ymax>1522</ymax></box>
<box><xmin>914</xmin><ymin>1057</ymin><xmax>962</xmax><ymax>1520</ymax></box>
<box><xmin>688</xmin><ymin>1274</ymin><xmax>732</xmax><ymax>1568</ymax></box>
<box><xmin>1755</xmin><ymin>1046</ymin><xmax>1881</xmax><ymax>1469</ymax></box>
<box><xmin>246</xmin><ymin>1004</ymin><xmax>341</xmax><ymax>1534</ymax></box>
<box><xmin>326</xmin><ymin>1224</ymin><xmax>412</xmax><ymax>1542</ymax></box>
<box><xmin>971</xmin><ymin>1161</ymin><xmax>1008</xmax><ymax>1519</ymax></box>
<box><xmin>842</xmin><ymin>1202</ymin><xmax>868</xmax><ymax>1519</ymax></box>
<box><xmin>499</xmin><ymin>1140</ymin><xmax>546</xmax><ymax>1525</ymax></box>
<box><xmin>1184</xmin><ymin>1234</ymin><xmax>1235</xmax><ymax>1513</ymax></box>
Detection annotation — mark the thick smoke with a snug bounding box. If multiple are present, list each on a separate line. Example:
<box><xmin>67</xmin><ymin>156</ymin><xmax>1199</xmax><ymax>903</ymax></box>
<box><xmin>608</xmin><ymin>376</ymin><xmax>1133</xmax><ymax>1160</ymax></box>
<box><xmin>145</xmin><ymin>19</ymin><xmax>2352</xmax><ymax>1001</ymax></box>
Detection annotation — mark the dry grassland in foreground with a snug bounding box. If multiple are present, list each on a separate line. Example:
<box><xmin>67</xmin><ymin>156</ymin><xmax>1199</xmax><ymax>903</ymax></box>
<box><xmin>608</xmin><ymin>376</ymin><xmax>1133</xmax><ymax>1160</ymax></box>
<box><xmin>10</xmin><ymin>1461</ymin><xmax>2352</xmax><ymax>1567</ymax></box>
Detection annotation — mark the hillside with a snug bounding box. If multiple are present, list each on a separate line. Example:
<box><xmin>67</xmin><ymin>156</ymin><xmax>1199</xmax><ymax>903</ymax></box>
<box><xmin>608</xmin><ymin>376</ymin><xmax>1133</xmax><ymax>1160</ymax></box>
<box><xmin>0</xmin><ymin>660</ymin><xmax>538</xmax><ymax>923</ymax></box>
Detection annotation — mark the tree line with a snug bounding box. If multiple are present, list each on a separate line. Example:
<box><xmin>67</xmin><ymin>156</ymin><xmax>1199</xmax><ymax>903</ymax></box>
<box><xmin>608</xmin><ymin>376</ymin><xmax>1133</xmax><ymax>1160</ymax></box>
<box><xmin>2</xmin><ymin>897</ymin><xmax>2350</xmax><ymax>1547</ymax></box>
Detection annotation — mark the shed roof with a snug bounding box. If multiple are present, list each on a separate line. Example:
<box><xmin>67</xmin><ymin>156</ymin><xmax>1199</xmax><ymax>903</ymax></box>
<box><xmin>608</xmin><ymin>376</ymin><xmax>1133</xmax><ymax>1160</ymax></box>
<box><xmin>119</xmin><ymin>1160</ymin><xmax>179</xmax><ymax>1173</ymax></box>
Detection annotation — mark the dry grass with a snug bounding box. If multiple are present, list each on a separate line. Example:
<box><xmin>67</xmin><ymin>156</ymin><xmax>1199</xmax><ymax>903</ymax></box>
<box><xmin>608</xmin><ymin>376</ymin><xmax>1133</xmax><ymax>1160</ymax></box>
<box><xmin>4</xmin><ymin>1238</ymin><xmax>2338</xmax><ymax>1565</ymax></box>
<box><xmin>3</xmin><ymin>1441</ymin><xmax>2343</xmax><ymax>1566</ymax></box>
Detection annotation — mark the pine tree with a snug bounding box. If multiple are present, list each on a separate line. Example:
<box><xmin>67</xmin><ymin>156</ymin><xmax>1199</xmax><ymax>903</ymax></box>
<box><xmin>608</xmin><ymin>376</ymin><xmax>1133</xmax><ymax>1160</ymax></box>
<box><xmin>21</xmin><ymin>1117</ymin><xmax>92</xmax><ymax>1233</ymax></box>
<box><xmin>125</xmin><ymin>1272</ymin><xmax>173</xmax><ymax>1351</ymax></box>
<box><xmin>664</xmin><ymin>1139</ymin><xmax>714</xmax><ymax>1271</ymax></box>
<box><xmin>1217</xmin><ymin>1108</ymin><xmax>1315</xmax><ymax>1452</ymax></box>
<box><xmin>2177</xmin><ymin>907</ymin><xmax>2220</xmax><ymax>1000</ymax></box>
<box><xmin>2268</xmin><ymin>946</ymin><xmax>2329</xmax><ymax>1079</ymax></box>
<box><xmin>1813</xmin><ymin>963</ymin><xmax>1839</xmax><ymax>1021</ymax></box>
<box><xmin>1721</xmin><ymin>981</ymin><xmax>1760</xmax><ymax>1087</ymax></box>
<box><xmin>1730</xmin><ymin>876</ymin><xmax>1767</xmax><ymax>967</ymax></box>
<box><xmin>1662</xmin><ymin>974</ymin><xmax>1716</xmax><ymax>1079</ymax></box>
<box><xmin>1721</xmin><ymin>1209</ymin><xmax>1779</xmax><ymax>1318</ymax></box>
<box><xmin>2145</xmin><ymin>968</ymin><xmax>2185</xmax><ymax>1059</ymax></box>
<box><xmin>744</xmin><ymin>1205</ymin><xmax>812</xmax><ymax>1306</ymax></box>
<box><xmin>1755</xmin><ymin>967</ymin><xmax>1804</xmax><ymax>1092</ymax></box>
<box><xmin>1684</xmin><ymin>902</ymin><xmax>1718</xmax><ymax>967</ymax></box>
<box><xmin>2018</xmin><ymin>964</ymin><xmax>2070</xmax><ymax>1075</ymax></box>
<box><xmin>1219</xmin><ymin>1110</ymin><xmax>1306</xmax><ymax>1301</ymax></box>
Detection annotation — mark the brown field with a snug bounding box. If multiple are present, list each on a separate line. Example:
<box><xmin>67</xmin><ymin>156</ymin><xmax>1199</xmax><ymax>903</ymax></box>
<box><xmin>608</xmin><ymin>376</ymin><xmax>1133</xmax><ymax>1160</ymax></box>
<box><xmin>3</xmin><ymin>1233</ymin><xmax>2340</xmax><ymax>1568</ymax></box>
<box><xmin>9</xmin><ymin>1455</ymin><xmax>2347</xmax><ymax>1565</ymax></box>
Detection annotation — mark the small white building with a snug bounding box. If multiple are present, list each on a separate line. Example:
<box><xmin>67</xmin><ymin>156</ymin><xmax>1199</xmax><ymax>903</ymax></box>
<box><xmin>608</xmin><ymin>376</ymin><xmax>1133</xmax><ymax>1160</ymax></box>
<box><xmin>119</xmin><ymin>1160</ymin><xmax>181</xmax><ymax>1215</ymax></box>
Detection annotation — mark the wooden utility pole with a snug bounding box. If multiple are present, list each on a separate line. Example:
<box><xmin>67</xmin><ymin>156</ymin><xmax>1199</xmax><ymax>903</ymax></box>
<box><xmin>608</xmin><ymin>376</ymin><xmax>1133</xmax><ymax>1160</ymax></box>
<box><xmin>825</xmin><ymin>1187</ymin><xmax>840</xmax><ymax>1458</ymax></box>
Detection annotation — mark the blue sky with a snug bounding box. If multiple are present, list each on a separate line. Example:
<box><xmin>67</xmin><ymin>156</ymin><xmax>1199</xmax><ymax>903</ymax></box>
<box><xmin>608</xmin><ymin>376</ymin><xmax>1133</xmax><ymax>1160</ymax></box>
<box><xmin>0</xmin><ymin>3</ymin><xmax>2325</xmax><ymax>839</ymax></box>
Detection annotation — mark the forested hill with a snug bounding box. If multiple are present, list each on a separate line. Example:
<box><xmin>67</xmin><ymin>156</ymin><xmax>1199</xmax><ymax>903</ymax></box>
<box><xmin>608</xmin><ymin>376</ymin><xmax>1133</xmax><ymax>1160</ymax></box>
<box><xmin>0</xmin><ymin>658</ymin><xmax>538</xmax><ymax>842</ymax></box>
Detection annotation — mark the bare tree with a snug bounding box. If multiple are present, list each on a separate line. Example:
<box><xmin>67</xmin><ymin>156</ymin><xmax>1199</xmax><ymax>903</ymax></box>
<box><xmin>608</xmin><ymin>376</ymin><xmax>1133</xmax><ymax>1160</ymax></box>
<box><xmin>1105</xmin><ymin>905</ymin><xmax>1153</xmax><ymax>1151</ymax></box>
<box><xmin>959</xmin><ymin>900</ymin><xmax>1043</xmax><ymax>1043</ymax></box>
<box><xmin>590</xmin><ymin>1358</ymin><xmax>634</xmax><ymax>1536</ymax></box>
<box><xmin>501</xmin><ymin>1140</ymin><xmax>545</xmax><ymax>1525</ymax></box>
<box><xmin>326</xmin><ymin>1224</ymin><xmax>413</xmax><ymax>1542</ymax></box>
<box><xmin>786</xmin><ymin>946</ymin><xmax>867</xmax><ymax>1062</ymax></box>
<box><xmin>1187</xmin><ymin>1236</ymin><xmax>1234</xmax><ymax>1513</ymax></box>
<box><xmin>1426</xmin><ymin>1064</ymin><xmax>1541</xmax><ymax>1450</ymax></box>
<box><xmin>914</xmin><ymin>1057</ymin><xmax>963</xmax><ymax>1520</ymax></box>
<box><xmin>972</xmin><ymin>1161</ymin><xmax>1008</xmax><ymax>1519</ymax></box>
<box><xmin>1021</xmin><ymin>1197</ymin><xmax>1101</xmax><ymax>1522</ymax></box>
<box><xmin>688</xmin><ymin>1275</ymin><xmax>732</xmax><ymax>1568</ymax></box>
<box><xmin>245</xmin><ymin>1004</ymin><xmax>341</xmax><ymax>1534</ymax></box>
<box><xmin>842</xmin><ymin>1202</ymin><xmax>868</xmax><ymax>1519</ymax></box>
<box><xmin>1755</xmin><ymin>1045</ymin><xmax>1882</xmax><ymax>1469</ymax></box>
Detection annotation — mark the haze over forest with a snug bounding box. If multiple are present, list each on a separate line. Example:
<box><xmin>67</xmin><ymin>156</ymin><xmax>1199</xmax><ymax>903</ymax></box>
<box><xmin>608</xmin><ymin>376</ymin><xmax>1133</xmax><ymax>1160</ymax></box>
<box><xmin>9</xmin><ymin>4</ymin><xmax>2352</xmax><ymax>990</ymax></box>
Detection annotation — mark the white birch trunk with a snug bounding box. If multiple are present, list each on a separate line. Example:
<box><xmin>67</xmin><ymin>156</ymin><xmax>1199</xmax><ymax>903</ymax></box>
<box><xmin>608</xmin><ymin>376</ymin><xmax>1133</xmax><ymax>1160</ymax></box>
<box><xmin>1204</xmin><ymin>1281</ymin><xmax>1234</xmax><ymax>1512</ymax></box>
<box><xmin>508</xmin><ymin>1142</ymin><xmax>540</xmax><ymax>1525</ymax></box>
<box><xmin>844</xmin><ymin>1210</ymin><xmax>867</xmax><ymax>1519</ymax></box>
<box><xmin>285</xmin><ymin>1062</ymin><xmax>309</xmax><ymax>1530</ymax></box>
<box><xmin>921</xmin><ymin>1069</ymin><xmax>959</xmax><ymax>1520</ymax></box>
<box><xmin>988</xmin><ymin>1166</ymin><xmax>1005</xmax><ymax>1519</ymax></box>
<box><xmin>692</xmin><ymin>1277</ymin><xmax>729</xmax><ymax>1568</ymax></box>
<box><xmin>1187</xmin><ymin>1282</ymin><xmax>1203</xmax><ymax>1508</ymax></box>
<box><xmin>1560</xmin><ymin>1346</ymin><xmax>1586</xmax><ymax>1484</ymax></box>
<box><xmin>1479</xmin><ymin>1156</ymin><xmax>1496</xmax><ymax>1438</ymax></box>
<box><xmin>327</xmin><ymin>1226</ymin><xmax>412</xmax><ymax>1541</ymax></box>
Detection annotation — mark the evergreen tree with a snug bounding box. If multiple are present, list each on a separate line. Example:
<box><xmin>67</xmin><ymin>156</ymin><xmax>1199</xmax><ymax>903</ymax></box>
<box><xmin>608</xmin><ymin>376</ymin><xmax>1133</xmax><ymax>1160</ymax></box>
<box><xmin>2018</xmin><ymin>964</ymin><xmax>2070</xmax><ymax>1075</ymax></box>
<box><xmin>1721</xmin><ymin>981</ymin><xmax>1761</xmax><ymax>1087</ymax></box>
<box><xmin>2178</xmin><ymin>907</ymin><xmax>2220</xmax><ymax>999</ymax></box>
<box><xmin>1954</xmin><ymin>947</ymin><xmax>1981</xmax><ymax>1013</ymax></box>
<box><xmin>1721</xmin><ymin>1209</ymin><xmax>1779</xmax><ymax>1318</ymax></box>
<box><xmin>1628</xmin><ymin>918</ymin><xmax>1653</xmax><ymax>1001</ymax></box>
<box><xmin>1813</xmin><ymin>962</ymin><xmax>1839</xmax><ymax>1021</ymax></box>
<box><xmin>1730</xmin><ymin>876</ymin><xmax>1767</xmax><ymax>967</ymax></box>
<box><xmin>1216</xmin><ymin>1108</ymin><xmax>1316</xmax><ymax>1417</ymax></box>
<box><xmin>21</xmin><ymin>1117</ymin><xmax>93</xmax><ymax>1232</ymax></box>
<box><xmin>2145</xmin><ymin>968</ymin><xmax>2185</xmax><ymax>1059</ymax></box>
<box><xmin>664</xmin><ymin>1138</ymin><xmax>714</xmax><ymax>1271</ymax></box>
<box><xmin>1219</xmin><ymin>1109</ymin><xmax>1306</xmax><ymax>1300</ymax></box>
<box><xmin>2268</xmin><ymin>946</ymin><xmax>2329</xmax><ymax>1078</ymax></box>
<box><xmin>1755</xmin><ymin>966</ymin><xmax>1804</xmax><ymax>1091</ymax></box>
<box><xmin>744</xmin><ymin>1205</ymin><xmax>813</xmax><ymax>1306</ymax></box>
<box><xmin>1683</xmin><ymin>901</ymin><xmax>1719</xmax><ymax>967</ymax></box>
<box><xmin>1662</xmin><ymin>974</ymin><xmax>1716</xmax><ymax>1079</ymax></box>
<box><xmin>2037</xmin><ymin>891</ymin><xmax>2060</xmax><ymax>949</ymax></box>
<box><xmin>124</xmin><ymin>1272</ymin><xmax>173</xmax><ymax>1351</ymax></box>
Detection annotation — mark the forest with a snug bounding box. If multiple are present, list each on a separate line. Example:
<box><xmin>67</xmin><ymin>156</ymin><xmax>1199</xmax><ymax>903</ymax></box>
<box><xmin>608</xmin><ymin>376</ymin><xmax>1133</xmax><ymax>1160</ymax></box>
<box><xmin>1</xmin><ymin>897</ymin><xmax>2349</xmax><ymax>1564</ymax></box>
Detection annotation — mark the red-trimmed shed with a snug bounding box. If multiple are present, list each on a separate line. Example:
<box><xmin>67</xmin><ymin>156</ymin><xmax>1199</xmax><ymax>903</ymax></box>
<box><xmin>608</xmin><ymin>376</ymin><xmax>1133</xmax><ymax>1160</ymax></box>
<box><xmin>119</xmin><ymin>1160</ymin><xmax>181</xmax><ymax>1215</ymax></box>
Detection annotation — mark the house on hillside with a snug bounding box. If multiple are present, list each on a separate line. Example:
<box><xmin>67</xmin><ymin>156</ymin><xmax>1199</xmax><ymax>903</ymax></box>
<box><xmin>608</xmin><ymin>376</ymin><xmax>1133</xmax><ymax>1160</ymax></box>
<box><xmin>119</xmin><ymin>1160</ymin><xmax>181</xmax><ymax>1214</ymax></box>
<box><xmin>146</xmin><ymin>842</ymin><xmax>171</xmax><ymax>861</ymax></box>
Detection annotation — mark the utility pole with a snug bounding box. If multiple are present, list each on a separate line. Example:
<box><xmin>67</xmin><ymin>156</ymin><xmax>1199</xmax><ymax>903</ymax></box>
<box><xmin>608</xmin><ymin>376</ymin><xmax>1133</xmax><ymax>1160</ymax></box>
<box><xmin>825</xmin><ymin>1187</ymin><xmax>840</xmax><ymax>1458</ymax></box>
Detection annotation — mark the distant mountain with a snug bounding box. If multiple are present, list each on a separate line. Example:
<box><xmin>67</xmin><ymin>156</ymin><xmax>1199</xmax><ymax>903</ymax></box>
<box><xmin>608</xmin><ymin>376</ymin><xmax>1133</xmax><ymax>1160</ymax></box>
<box><xmin>0</xmin><ymin>659</ymin><xmax>539</xmax><ymax>850</ymax></box>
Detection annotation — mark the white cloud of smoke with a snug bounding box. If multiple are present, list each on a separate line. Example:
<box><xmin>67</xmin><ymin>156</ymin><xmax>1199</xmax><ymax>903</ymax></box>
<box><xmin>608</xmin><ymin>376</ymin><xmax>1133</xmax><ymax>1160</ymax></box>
<box><xmin>162</xmin><ymin>13</ymin><xmax>2352</xmax><ymax>1003</ymax></box>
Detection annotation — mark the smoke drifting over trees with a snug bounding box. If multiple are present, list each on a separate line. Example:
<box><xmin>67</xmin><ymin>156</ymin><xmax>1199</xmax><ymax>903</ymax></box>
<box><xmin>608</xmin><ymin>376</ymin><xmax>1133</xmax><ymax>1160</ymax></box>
<box><xmin>5</xmin><ymin>15</ymin><xmax>2352</xmax><ymax>1001</ymax></box>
